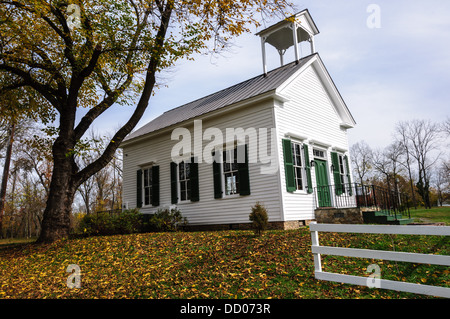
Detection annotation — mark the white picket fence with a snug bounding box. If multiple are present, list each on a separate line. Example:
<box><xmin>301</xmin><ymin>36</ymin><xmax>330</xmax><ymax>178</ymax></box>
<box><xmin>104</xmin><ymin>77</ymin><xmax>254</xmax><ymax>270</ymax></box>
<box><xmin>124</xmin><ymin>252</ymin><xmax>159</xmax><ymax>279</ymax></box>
<box><xmin>309</xmin><ymin>222</ymin><xmax>450</xmax><ymax>298</ymax></box>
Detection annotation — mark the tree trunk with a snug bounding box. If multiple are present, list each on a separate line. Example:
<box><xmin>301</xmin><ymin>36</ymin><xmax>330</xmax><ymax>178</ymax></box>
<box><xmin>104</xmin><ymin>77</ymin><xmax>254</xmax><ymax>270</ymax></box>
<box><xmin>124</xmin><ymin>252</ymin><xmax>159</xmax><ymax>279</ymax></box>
<box><xmin>37</xmin><ymin>139</ymin><xmax>77</xmax><ymax>243</ymax></box>
<box><xmin>38</xmin><ymin>170</ymin><xmax>76</xmax><ymax>243</ymax></box>
<box><xmin>404</xmin><ymin>153</ymin><xmax>417</xmax><ymax>209</ymax></box>
<box><xmin>0</xmin><ymin>122</ymin><xmax>15</xmax><ymax>238</ymax></box>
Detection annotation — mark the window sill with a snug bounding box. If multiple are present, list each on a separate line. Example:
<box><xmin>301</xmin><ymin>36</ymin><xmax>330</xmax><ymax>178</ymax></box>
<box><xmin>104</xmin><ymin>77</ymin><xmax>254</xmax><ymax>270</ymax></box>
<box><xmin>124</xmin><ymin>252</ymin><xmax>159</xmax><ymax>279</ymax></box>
<box><xmin>293</xmin><ymin>190</ymin><xmax>309</xmax><ymax>195</ymax></box>
<box><xmin>221</xmin><ymin>193</ymin><xmax>241</xmax><ymax>199</ymax></box>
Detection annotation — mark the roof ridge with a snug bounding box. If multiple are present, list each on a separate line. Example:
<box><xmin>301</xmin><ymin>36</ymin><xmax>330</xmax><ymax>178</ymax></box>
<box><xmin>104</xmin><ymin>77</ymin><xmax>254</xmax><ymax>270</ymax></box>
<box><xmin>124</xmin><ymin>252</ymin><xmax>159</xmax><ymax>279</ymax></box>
<box><xmin>123</xmin><ymin>53</ymin><xmax>317</xmax><ymax>143</ymax></box>
<box><xmin>162</xmin><ymin>54</ymin><xmax>316</xmax><ymax>115</ymax></box>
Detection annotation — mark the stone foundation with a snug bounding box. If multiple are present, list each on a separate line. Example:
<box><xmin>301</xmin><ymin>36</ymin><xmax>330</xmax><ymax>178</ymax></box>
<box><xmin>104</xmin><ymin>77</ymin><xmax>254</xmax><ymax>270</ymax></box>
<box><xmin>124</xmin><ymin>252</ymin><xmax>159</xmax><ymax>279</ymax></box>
<box><xmin>314</xmin><ymin>207</ymin><xmax>364</xmax><ymax>224</ymax></box>
<box><xmin>184</xmin><ymin>220</ymin><xmax>310</xmax><ymax>232</ymax></box>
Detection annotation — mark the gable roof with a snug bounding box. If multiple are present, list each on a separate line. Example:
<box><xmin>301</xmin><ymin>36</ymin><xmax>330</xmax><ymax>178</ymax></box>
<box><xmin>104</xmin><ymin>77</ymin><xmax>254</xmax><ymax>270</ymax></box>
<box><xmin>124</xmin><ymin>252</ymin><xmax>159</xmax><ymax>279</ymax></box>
<box><xmin>122</xmin><ymin>53</ymin><xmax>355</xmax><ymax>145</ymax></box>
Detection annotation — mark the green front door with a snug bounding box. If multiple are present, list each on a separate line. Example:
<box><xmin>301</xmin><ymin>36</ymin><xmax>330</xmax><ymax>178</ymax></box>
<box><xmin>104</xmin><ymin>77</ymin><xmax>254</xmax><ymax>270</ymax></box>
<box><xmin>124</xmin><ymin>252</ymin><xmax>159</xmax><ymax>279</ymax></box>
<box><xmin>315</xmin><ymin>159</ymin><xmax>332</xmax><ymax>207</ymax></box>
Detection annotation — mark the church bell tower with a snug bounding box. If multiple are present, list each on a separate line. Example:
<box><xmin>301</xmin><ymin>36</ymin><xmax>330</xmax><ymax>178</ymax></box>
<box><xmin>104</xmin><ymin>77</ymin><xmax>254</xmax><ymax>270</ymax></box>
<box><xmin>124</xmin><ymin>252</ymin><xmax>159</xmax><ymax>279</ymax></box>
<box><xmin>256</xmin><ymin>9</ymin><xmax>320</xmax><ymax>75</ymax></box>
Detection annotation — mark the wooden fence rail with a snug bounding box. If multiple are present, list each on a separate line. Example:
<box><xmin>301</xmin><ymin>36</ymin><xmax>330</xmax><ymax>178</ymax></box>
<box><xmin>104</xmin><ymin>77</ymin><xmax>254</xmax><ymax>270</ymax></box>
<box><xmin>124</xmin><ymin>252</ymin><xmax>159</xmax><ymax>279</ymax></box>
<box><xmin>309</xmin><ymin>222</ymin><xmax>450</xmax><ymax>298</ymax></box>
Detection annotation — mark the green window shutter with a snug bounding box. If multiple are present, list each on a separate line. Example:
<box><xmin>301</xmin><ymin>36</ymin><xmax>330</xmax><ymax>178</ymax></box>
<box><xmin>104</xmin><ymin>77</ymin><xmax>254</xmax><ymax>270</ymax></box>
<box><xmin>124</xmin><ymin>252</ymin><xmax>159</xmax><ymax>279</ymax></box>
<box><xmin>136</xmin><ymin>169</ymin><xmax>143</xmax><ymax>208</ymax></box>
<box><xmin>344</xmin><ymin>155</ymin><xmax>352</xmax><ymax>195</ymax></box>
<box><xmin>170</xmin><ymin>162</ymin><xmax>178</xmax><ymax>204</ymax></box>
<box><xmin>212</xmin><ymin>151</ymin><xmax>223</xmax><ymax>199</ymax></box>
<box><xmin>151</xmin><ymin>166</ymin><xmax>160</xmax><ymax>206</ymax></box>
<box><xmin>331</xmin><ymin>152</ymin><xmax>343</xmax><ymax>195</ymax></box>
<box><xmin>238</xmin><ymin>144</ymin><xmax>251</xmax><ymax>196</ymax></box>
<box><xmin>190</xmin><ymin>157</ymin><xmax>200</xmax><ymax>202</ymax></box>
<box><xmin>303</xmin><ymin>144</ymin><xmax>313</xmax><ymax>194</ymax></box>
<box><xmin>282</xmin><ymin>139</ymin><xmax>296</xmax><ymax>192</ymax></box>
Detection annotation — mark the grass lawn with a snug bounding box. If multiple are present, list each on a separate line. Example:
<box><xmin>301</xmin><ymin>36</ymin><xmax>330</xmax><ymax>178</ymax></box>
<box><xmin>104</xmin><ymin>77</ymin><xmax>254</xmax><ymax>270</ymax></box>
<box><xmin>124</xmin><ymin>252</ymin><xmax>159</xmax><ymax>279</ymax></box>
<box><xmin>408</xmin><ymin>206</ymin><xmax>450</xmax><ymax>225</ymax></box>
<box><xmin>0</xmin><ymin>227</ymin><xmax>448</xmax><ymax>299</ymax></box>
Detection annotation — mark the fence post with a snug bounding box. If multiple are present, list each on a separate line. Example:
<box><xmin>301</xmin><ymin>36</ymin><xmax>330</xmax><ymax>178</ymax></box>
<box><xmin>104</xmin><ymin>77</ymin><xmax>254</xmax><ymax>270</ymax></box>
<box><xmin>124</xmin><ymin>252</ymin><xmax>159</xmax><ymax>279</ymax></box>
<box><xmin>310</xmin><ymin>222</ymin><xmax>322</xmax><ymax>273</ymax></box>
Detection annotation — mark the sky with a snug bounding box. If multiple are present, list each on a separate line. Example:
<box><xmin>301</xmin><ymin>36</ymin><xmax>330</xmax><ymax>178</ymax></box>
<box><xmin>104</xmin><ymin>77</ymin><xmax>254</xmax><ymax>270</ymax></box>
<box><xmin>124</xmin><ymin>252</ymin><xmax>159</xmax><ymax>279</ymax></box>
<box><xmin>93</xmin><ymin>0</ymin><xmax>450</xmax><ymax>151</ymax></box>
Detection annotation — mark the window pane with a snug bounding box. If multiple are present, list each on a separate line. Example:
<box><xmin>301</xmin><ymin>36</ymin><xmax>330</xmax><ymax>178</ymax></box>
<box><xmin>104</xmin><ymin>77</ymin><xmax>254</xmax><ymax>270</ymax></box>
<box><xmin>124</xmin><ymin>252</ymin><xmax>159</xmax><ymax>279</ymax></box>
<box><xmin>144</xmin><ymin>188</ymin><xmax>150</xmax><ymax>206</ymax></box>
<box><xmin>339</xmin><ymin>156</ymin><xmax>345</xmax><ymax>174</ymax></box>
<box><xmin>225</xmin><ymin>174</ymin><xmax>233</xmax><ymax>195</ymax></box>
<box><xmin>186</xmin><ymin>180</ymin><xmax>191</xmax><ymax>200</ymax></box>
<box><xmin>185</xmin><ymin>163</ymin><xmax>190</xmax><ymax>179</ymax></box>
<box><xmin>180</xmin><ymin>181</ymin><xmax>186</xmax><ymax>201</ymax></box>
<box><xmin>179</xmin><ymin>162</ymin><xmax>185</xmax><ymax>180</ymax></box>
<box><xmin>296</xmin><ymin>155</ymin><xmax>302</xmax><ymax>166</ymax></box>
<box><xmin>144</xmin><ymin>169</ymin><xmax>149</xmax><ymax>187</ymax></box>
<box><xmin>296</xmin><ymin>167</ymin><xmax>303</xmax><ymax>190</ymax></box>
<box><xmin>291</xmin><ymin>144</ymin><xmax>296</xmax><ymax>164</ymax></box>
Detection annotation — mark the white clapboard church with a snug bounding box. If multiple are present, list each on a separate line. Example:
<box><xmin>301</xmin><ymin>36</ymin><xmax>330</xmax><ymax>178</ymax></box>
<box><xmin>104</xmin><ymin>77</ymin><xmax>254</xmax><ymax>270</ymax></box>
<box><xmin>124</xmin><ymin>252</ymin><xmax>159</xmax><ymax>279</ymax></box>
<box><xmin>120</xmin><ymin>10</ymin><xmax>357</xmax><ymax>229</ymax></box>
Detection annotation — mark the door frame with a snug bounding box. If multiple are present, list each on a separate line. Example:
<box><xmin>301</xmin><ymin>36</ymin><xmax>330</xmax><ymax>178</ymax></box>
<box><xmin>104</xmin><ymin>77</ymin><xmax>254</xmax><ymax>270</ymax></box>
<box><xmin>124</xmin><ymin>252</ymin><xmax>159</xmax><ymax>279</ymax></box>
<box><xmin>314</xmin><ymin>158</ymin><xmax>332</xmax><ymax>207</ymax></box>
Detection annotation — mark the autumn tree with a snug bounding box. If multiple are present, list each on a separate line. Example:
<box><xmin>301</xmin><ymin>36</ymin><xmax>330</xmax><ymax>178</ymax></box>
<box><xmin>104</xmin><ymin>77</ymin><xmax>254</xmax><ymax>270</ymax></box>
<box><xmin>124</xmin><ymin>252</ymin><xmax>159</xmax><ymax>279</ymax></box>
<box><xmin>0</xmin><ymin>120</ymin><xmax>50</xmax><ymax>238</ymax></box>
<box><xmin>0</xmin><ymin>0</ymin><xmax>294</xmax><ymax>243</ymax></box>
<box><xmin>0</xmin><ymin>82</ymin><xmax>53</xmax><ymax>235</ymax></box>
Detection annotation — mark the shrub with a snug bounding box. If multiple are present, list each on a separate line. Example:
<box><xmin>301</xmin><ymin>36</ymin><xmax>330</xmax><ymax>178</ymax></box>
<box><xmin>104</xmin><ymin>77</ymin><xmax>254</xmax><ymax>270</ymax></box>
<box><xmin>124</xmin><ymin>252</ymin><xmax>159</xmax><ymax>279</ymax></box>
<box><xmin>146</xmin><ymin>207</ymin><xmax>187</xmax><ymax>232</ymax></box>
<box><xmin>113</xmin><ymin>209</ymin><xmax>142</xmax><ymax>234</ymax></box>
<box><xmin>77</xmin><ymin>209</ymin><xmax>142</xmax><ymax>236</ymax></box>
<box><xmin>249</xmin><ymin>202</ymin><xmax>269</xmax><ymax>236</ymax></box>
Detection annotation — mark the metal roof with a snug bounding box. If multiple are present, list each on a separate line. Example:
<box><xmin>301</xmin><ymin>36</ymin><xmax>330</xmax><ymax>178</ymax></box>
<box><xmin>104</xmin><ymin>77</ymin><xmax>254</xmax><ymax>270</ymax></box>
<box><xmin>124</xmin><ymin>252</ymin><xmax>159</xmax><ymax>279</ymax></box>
<box><xmin>123</xmin><ymin>54</ymin><xmax>316</xmax><ymax>143</ymax></box>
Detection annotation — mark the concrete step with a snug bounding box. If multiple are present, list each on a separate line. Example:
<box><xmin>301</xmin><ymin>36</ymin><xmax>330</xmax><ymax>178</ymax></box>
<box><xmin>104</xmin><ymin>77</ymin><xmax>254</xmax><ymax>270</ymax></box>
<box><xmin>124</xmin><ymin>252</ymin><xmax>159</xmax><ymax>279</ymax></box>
<box><xmin>362</xmin><ymin>211</ymin><xmax>413</xmax><ymax>225</ymax></box>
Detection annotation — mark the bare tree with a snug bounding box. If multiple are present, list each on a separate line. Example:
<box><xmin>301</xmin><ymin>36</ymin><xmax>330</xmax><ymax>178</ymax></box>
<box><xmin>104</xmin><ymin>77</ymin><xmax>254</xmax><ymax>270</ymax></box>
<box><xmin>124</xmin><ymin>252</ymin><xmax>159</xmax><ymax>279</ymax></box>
<box><xmin>371</xmin><ymin>147</ymin><xmax>393</xmax><ymax>189</ymax></box>
<box><xmin>395</xmin><ymin>121</ymin><xmax>417</xmax><ymax>208</ymax></box>
<box><xmin>432</xmin><ymin>164</ymin><xmax>447</xmax><ymax>206</ymax></box>
<box><xmin>396</xmin><ymin>120</ymin><xmax>442</xmax><ymax>209</ymax></box>
<box><xmin>385</xmin><ymin>141</ymin><xmax>405</xmax><ymax>203</ymax></box>
<box><xmin>443</xmin><ymin>117</ymin><xmax>450</xmax><ymax>136</ymax></box>
<box><xmin>350</xmin><ymin>141</ymin><xmax>373</xmax><ymax>185</ymax></box>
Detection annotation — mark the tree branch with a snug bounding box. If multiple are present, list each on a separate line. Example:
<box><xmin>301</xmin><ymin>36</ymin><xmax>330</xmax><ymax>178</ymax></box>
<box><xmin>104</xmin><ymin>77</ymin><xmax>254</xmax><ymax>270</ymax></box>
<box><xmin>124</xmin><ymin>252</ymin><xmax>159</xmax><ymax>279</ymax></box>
<box><xmin>74</xmin><ymin>2</ymin><xmax>174</xmax><ymax>187</ymax></box>
<box><xmin>0</xmin><ymin>64</ymin><xmax>61</xmax><ymax>111</ymax></box>
<box><xmin>73</xmin><ymin>73</ymin><xmax>133</xmax><ymax>141</ymax></box>
<box><xmin>79</xmin><ymin>44</ymin><xmax>102</xmax><ymax>79</ymax></box>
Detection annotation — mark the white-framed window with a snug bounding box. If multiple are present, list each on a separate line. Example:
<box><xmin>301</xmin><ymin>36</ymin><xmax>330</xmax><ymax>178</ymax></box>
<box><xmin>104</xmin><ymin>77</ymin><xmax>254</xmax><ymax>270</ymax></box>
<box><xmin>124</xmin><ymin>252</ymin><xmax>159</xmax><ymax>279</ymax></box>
<box><xmin>178</xmin><ymin>160</ymin><xmax>191</xmax><ymax>202</ymax></box>
<box><xmin>212</xmin><ymin>144</ymin><xmax>250</xmax><ymax>199</ymax></box>
<box><xmin>143</xmin><ymin>167</ymin><xmax>153</xmax><ymax>206</ymax></box>
<box><xmin>291</xmin><ymin>142</ymin><xmax>305</xmax><ymax>191</ymax></box>
<box><xmin>223</xmin><ymin>147</ymin><xmax>240</xmax><ymax>196</ymax></box>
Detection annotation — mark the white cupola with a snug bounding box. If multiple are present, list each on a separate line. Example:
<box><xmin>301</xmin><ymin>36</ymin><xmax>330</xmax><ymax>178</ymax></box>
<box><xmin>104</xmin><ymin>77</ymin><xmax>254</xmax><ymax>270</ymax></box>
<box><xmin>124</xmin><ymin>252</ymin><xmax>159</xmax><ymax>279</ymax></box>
<box><xmin>256</xmin><ymin>9</ymin><xmax>320</xmax><ymax>75</ymax></box>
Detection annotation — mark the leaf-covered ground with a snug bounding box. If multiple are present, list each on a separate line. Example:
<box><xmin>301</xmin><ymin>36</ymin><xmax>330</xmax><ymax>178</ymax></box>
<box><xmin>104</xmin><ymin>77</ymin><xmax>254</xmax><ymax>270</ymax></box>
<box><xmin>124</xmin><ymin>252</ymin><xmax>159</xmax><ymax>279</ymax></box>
<box><xmin>0</xmin><ymin>228</ymin><xmax>448</xmax><ymax>299</ymax></box>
